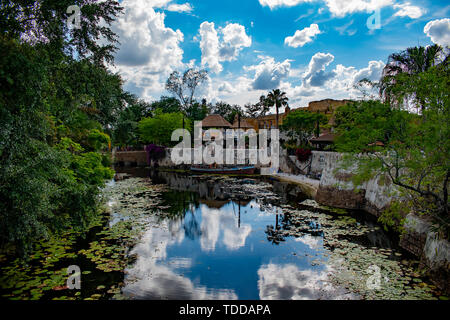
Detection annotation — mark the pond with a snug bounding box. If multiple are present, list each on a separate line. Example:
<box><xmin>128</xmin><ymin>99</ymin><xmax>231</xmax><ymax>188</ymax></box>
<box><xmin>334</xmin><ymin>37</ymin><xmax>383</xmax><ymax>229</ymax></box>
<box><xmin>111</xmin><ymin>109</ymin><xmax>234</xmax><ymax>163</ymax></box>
<box><xmin>0</xmin><ymin>169</ymin><xmax>440</xmax><ymax>300</ymax></box>
<box><xmin>109</xmin><ymin>169</ymin><xmax>438</xmax><ymax>300</ymax></box>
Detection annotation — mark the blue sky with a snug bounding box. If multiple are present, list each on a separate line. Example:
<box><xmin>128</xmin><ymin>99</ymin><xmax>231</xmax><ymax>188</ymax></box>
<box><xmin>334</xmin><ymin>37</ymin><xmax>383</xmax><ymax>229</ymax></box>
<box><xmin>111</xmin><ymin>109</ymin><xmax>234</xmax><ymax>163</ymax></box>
<box><xmin>110</xmin><ymin>0</ymin><xmax>450</xmax><ymax>109</ymax></box>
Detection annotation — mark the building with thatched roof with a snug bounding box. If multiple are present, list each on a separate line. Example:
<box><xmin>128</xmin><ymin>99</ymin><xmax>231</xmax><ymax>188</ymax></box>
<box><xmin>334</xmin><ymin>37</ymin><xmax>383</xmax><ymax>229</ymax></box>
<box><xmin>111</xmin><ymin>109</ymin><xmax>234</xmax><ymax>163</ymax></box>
<box><xmin>200</xmin><ymin>114</ymin><xmax>232</xmax><ymax>141</ymax></box>
<box><xmin>201</xmin><ymin>114</ymin><xmax>232</xmax><ymax>129</ymax></box>
<box><xmin>310</xmin><ymin>133</ymin><xmax>336</xmax><ymax>150</ymax></box>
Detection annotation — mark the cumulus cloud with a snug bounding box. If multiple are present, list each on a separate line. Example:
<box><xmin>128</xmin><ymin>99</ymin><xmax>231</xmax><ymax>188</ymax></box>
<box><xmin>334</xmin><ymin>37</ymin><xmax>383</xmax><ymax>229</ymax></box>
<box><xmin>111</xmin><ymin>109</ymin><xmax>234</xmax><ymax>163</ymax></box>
<box><xmin>146</xmin><ymin>0</ymin><xmax>172</xmax><ymax>8</ymax></box>
<box><xmin>424</xmin><ymin>18</ymin><xmax>450</xmax><ymax>47</ymax></box>
<box><xmin>303</xmin><ymin>52</ymin><xmax>336</xmax><ymax>87</ymax></box>
<box><xmin>110</xmin><ymin>0</ymin><xmax>185</xmax><ymax>100</ymax></box>
<box><xmin>199</xmin><ymin>22</ymin><xmax>252</xmax><ymax>74</ymax></box>
<box><xmin>282</xmin><ymin>57</ymin><xmax>385</xmax><ymax>106</ymax></box>
<box><xmin>353</xmin><ymin>60</ymin><xmax>385</xmax><ymax>82</ymax></box>
<box><xmin>220</xmin><ymin>23</ymin><xmax>252</xmax><ymax>61</ymax></box>
<box><xmin>218</xmin><ymin>82</ymin><xmax>236</xmax><ymax>94</ymax></box>
<box><xmin>167</xmin><ymin>3</ymin><xmax>193</xmax><ymax>13</ymax></box>
<box><xmin>393</xmin><ymin>2</ymin><xmax>425</xmax><ymax>19</ymax></box>
<box><xmin>199</xmin><ymin>22</ymin><xmax>222</xmax><ymax>73</ymax></box>
<box><xmin>259</xmin><ymin>0</ymin><xmax>314</xmax><ymax>10</ymax></box>
<box><xmin>285</xmin><ymin>24</ymin><xmax>321</xmax><ymax>48</ymax></box>
<box><xmin>245</xmin><ymin>56</ymin><xmax>291</xmax><ymax>90</ymax></box>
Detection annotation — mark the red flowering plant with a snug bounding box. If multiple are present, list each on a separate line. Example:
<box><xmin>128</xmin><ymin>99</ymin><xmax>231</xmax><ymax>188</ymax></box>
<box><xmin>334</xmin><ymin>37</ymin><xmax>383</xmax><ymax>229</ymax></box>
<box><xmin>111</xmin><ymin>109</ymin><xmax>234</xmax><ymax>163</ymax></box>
<box><xmin>145</xmin><ymin>144</ymin><xmax>166</xmax><ymax>165</ymax></box>
<box><xmin>295</xmin><ymin>147</ymin><xmax>312</xmax><ymax>162</ymax></box>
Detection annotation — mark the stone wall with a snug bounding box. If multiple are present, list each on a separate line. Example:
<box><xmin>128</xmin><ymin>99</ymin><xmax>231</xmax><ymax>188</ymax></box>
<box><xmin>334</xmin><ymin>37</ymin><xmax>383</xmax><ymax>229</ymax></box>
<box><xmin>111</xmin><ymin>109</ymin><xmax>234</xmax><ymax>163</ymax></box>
<box><xmin>308</xmin><ymin>99</ymin><xmax>352</xmax><ymax>114</ymax></box>
<box><xmin>400</xmin><ymin>214</ymin><xmax>450</xmax><ymax>292</ymax></box>
<box><xmin>114</xmin><ymin>148</ymin><xmax>278</xmax><ymax>169</ymax></box>
<box><xmin>310</xmin><ymin>152</ymin><xmax>449</xmax><ymax>291</ymax></box>
<box><xmin>310</xmin><ymin>152</ymin><xmax>394</xmax><ymax>216</ymax></box>
<box><xmin>114</xmin><ymin>151</ymin><xmax>148</xmax><ymax>166</ymax></box>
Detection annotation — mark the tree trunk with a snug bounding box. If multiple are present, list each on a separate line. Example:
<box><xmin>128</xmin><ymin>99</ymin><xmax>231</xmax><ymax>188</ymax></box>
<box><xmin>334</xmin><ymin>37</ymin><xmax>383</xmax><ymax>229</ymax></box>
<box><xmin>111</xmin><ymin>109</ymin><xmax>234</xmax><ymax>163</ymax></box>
<box><xmin>275</xmin><ymin>102</ymin><xmax>279</xmax><ymax>129</ymax></box>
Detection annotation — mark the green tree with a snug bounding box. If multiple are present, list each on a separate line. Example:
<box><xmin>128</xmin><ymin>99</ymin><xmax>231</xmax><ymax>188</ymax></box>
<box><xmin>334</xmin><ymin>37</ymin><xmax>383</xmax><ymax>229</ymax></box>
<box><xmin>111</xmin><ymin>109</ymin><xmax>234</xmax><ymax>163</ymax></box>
<box><xmin>211</xmin><ymin>102</ymin><xmax>243</xmax><ymax>123</ymax></box>
<box><xmin>165</xmin><ymin>68</ymin><xmax>208</xmax><ymax>112</ymax></box>
<box><xmin>0</xmin><ymin>0</ymin><xmax>123</xmax><ymax>255</ymax></box>
<box><xmin>266</xmin><ymin>89</ymin><xmax>289</xmax><ymax>129</ymax></box>
<box><xmin>113</xmin><ymin>98</ymin><xmax>152</xmax><ymax>147</ymax></box>
<box><xmin>380</xmin><ymin>45</ymin><xmax>446</xmax><ymax>109</ymax></box>
<box><xmin>335</xmin><ymin>65</ymin><xmax>449</xmax><ymax>237</ymax></box>
<box><xmin>139</xmin><ymin>110</ymin><xmax>191</xmax><ymax>147</ymax></box>
<box><xmin>245</xmin><ymin>96</ymin><xmax>270</xmax><ymax>118</ymax></box>
<box><xmin>150</xmin><ymin>96</ymin><xmax>182</xmax><ymax>114</ymax></box>
<box><xmin>281</xmin><ymin>110</ymin><xmax>328</xmax><ymax>145</ymax></box>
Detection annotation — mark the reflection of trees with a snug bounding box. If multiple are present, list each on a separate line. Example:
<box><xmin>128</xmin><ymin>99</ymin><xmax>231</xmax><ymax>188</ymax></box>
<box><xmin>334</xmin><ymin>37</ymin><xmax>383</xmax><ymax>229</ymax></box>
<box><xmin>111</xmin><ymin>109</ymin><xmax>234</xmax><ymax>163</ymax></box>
<box><xmin>159</xmin><ymin>191</ymin><xmax>199</xmax><ymax>220</ymax></box>
<box><xmin>265</xmin><ymin>211</ymin><xmax>324</xmax><ymax>244</ymax></box>
<box><xmin>265</xmin><ymin>214</ymin><xmax>285</xmax><ymax>245</ymax></box>
<box><xmin>184</xmin><ymin>210</ymin><xmax>201</xmax><ymax>240</ymax></box>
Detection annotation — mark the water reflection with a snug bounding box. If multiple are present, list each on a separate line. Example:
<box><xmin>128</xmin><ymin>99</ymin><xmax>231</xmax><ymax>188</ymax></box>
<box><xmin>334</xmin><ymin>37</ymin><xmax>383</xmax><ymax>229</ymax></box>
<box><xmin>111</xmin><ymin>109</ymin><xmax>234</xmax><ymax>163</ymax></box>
<box><xmin>122</xmin><ymin>191</ymin><xmax>332</xmax><ymax>300</ymax></box>
<box><xmin>257</xmin><ymin>264</ymin><xmax>352</xmax><ymax>300</ymax></box>
<box><xmin>116</xmin><ymin>170</ymin><xmax>395</xmax><ymax>300</ymax></box>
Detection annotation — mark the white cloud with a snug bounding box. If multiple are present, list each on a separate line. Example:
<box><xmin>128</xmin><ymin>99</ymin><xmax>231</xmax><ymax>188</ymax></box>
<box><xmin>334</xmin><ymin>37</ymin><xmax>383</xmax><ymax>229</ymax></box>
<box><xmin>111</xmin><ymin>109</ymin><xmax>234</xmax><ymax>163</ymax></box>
<box><xmin>324</xmin><ymin>0</ymin><xmax>394</xmax><ymax>17</ymax></box>
<box><xmin>285</xmin><ymin>24</ymin><xmax>321</xmax><ymax>48</ymax></box>
<box><xmin>282</xmin><ymin>57</ymin><xmax>385</xmax><ymax>106</ymax></box>
<box><xmin>146</xmin><ymin>0</ymin><xmax>172</xmax><ymax>8</ymax></box>
<box><xmin>303</xmin><ymin>52</ymin><xmax>336</xmax><ymax>87</ymax></box>
<box><xmin>199</xmin><ymin>22</ymin><xmax>222</xmax><ymax>73</ymax></box>
<box><xmin>260</xmin><ymin>0</ymin><xmax>394</xmax><ymax>16</ymax></box>
<box><xmin>199</xmin><ymin>22</ymin><xmax>252</xmax><ymax>74</ymax></box>
<box><xmin>220</xmin><ymin>23</ymin><xmax>252</xmax><ymax>61</ymax></box>
<box><xmin>167</xmin><ymin>3</ymin><xmax>193</xmax><ymax>13</ymax></box>
<box><xmin>110</xmin><ymin>0</ymin><xmax>185</xmax><ymax>100</ymax></box>
<box><xmin>353</xmin><ymin>60</ymin><xmax>385</xmax><ymax>82</ymax></box>
<box><xmin>199</xmin><ymin>205</ymin><xmax>252</xmax><ymax>252</ymax></box>
<box><xmin>245</xmin><ymin>56</ymin><xmax>292</xmax><ymax>90</ymax></box>
<box><xmin>393</xmin><ymin>2</ymin><xmax>425</xmax><ymax>19</ymax></box>
<box><xmin>122</xmin><ymin>217</ymin><xmax>238</xmax><ymax>300</ymax></box>
<box><xmin>335</xmin><ymin>20</ymin><xmax>357</xmax><ymax>36</ymax></box>
<box><xmin>218</xmin><ymin>82</ymin><xmax>236</xmax><ymax>94</ymax></box>
<box><xmin>258</xmin><ymin>0</ymin><xmax>314</xmax><ymax>10</ymax></box>
<box><xmin>424</xmin><ymin>18</ymin><xmax>450</xmax><ymax>47</ymax></box>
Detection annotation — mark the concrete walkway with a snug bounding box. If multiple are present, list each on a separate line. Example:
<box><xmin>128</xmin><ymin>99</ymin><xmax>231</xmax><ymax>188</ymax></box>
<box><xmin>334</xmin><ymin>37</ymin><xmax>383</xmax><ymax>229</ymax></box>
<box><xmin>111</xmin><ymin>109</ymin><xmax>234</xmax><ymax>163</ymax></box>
<box><xmin>270</xmin><ymin>172</ymin><xmax>320</xmax><ymax>198</ymax></box>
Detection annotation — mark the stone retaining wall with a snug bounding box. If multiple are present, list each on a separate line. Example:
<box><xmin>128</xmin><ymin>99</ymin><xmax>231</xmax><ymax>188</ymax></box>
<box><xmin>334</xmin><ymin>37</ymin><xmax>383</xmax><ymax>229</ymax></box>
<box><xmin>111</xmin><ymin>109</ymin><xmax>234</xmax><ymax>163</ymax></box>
<box><xmin>309</xmin><ymin>152</ymin><xmax>449</xmax><ymax>291</ymax></box>
<box><xmin>114</xmin><ymin>151</ymin><xmax>148</xmax><ymax>166</ymax></box>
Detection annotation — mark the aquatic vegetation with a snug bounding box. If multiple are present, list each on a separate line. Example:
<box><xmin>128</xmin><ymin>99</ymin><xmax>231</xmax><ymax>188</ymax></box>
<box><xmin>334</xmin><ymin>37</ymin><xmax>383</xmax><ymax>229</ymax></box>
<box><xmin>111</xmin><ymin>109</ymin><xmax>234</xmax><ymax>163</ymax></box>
<box><xmin>0</xmin><ymin>174</ymin><xmax>441</xmax><ymax>300</ymax></box>
<box><xmin>281</xmin><ymin>200</ymin><xmax>438</xmax><ymax>300</ymax></box>
<box><xmin>0</xmin><ymin>177</ymin><xmax>167</xmax><ymax>301</ymax></box>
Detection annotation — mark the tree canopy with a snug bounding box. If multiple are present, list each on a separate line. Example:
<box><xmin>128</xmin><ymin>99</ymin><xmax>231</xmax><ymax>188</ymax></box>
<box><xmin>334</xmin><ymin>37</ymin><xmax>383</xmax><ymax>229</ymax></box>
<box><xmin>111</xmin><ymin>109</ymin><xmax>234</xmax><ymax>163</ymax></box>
<box><xmin>139</xmin><ymin>110</ymin><xmax>191</xmax><ymax>147</ymax></box>
<box><xmin>0</xmin><ymin>0</ymin><xmax>124</xmax><ymax>255</ymax></box>
<box><xmin>335</xmin><ymin>55</ymin><xmax>449</xmax><ymax>237</ymax></box>
<box><xmin>281</xmin><ymin>110</ymin><xmax>328</xmax><ymax>145</ymax></box>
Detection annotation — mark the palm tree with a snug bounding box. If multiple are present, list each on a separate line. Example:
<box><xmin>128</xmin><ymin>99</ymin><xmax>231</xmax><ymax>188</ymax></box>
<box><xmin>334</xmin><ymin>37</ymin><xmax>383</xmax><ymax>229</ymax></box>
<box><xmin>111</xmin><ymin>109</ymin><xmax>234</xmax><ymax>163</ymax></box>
<box><xmin>257</xmin><ymin>95</ymin><xmax>270</xmax><ymax>117</ymax></box>
<box><xmin>380</xmin><ymin>45</ymin><xmax>444</xmax><ymax>108</ymax></box>
<box><xmin>266</xmin><ymin>89</ymin><xmax>289</xmax><ymax>129</ymax></box>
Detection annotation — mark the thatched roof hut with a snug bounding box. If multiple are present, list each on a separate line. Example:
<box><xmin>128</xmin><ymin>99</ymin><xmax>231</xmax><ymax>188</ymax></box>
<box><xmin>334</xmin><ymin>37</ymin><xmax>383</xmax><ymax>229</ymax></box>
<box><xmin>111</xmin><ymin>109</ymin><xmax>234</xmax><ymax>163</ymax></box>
<box><xmin>310</xmin><ymin>133</ymin><xmax>336</xmax><ymax>143</ymax></box>
<box><xmin>201</xmin><ymin>115</ymin><xmax>232</xmax><ymax>128</ymax></box>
